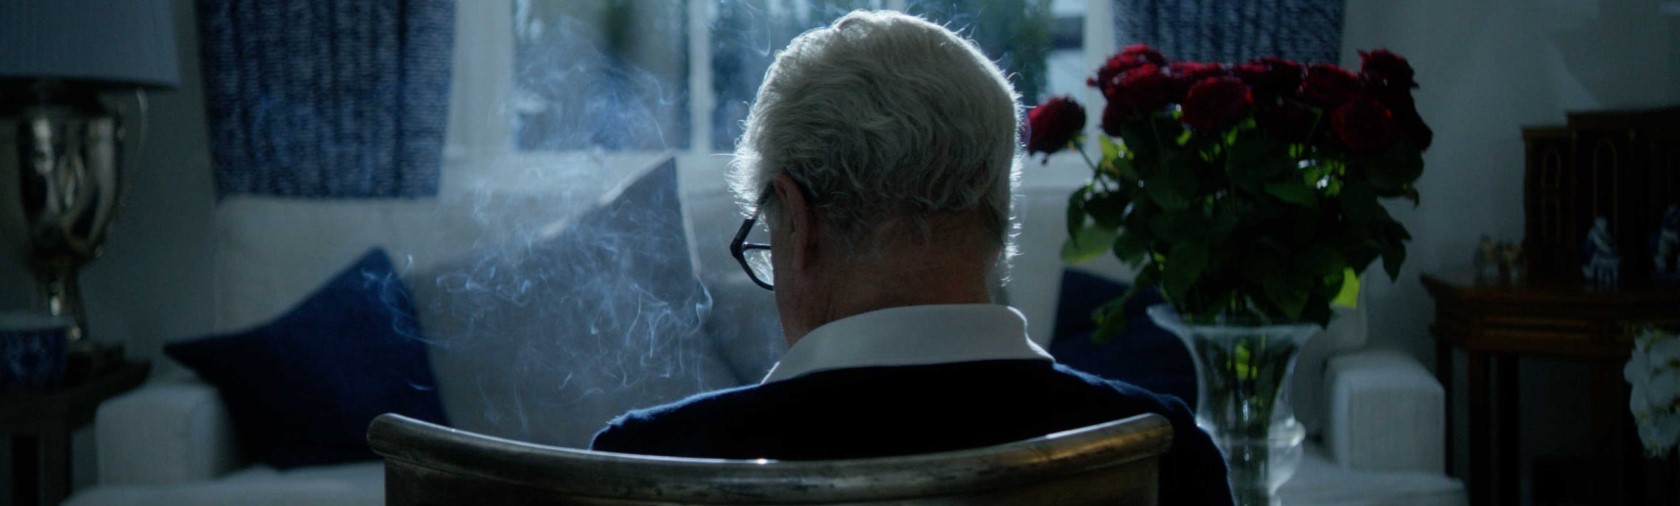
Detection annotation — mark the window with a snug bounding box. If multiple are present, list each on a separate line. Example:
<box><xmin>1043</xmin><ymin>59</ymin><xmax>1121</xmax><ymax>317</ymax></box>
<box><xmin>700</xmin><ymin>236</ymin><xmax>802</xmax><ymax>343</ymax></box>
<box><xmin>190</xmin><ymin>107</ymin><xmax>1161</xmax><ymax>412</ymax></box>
<box><xmin>500</xmin><ymin>0</ymin><xmax>1112</xmax><ymax>157</ymax></box>
<box><xmin>513</xmin><ymin>0</ymin><xmax>690</xmax><ymax>151</ymax></box>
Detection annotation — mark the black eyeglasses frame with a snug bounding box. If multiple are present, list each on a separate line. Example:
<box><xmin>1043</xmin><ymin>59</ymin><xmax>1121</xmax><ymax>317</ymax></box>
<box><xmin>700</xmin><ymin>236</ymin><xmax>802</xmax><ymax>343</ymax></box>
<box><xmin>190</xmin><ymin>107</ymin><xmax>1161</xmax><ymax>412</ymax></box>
<box><xmin>729</xmin><ymin>208</ymin><xmax>774</xmax><ymax>291</ymax></box>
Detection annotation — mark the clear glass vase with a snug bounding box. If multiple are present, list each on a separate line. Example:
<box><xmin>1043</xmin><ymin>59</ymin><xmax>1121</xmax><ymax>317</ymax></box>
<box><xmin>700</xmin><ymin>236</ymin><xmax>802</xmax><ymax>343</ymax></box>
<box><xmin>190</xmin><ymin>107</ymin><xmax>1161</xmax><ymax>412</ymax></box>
<box><xmin>1147</xmin><ymin>304</ymin><xmax>1317</xmax><ymax>506</ymax></box>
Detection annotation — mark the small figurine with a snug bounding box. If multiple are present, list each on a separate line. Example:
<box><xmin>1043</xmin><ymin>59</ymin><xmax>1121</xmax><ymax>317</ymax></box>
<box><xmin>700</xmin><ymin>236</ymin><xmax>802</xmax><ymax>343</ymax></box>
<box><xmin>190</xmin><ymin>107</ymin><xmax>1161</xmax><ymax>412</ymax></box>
<box><xmin>1474</xmin><ymin>235</ymin><xmax>1500</xmax><ymax>284</ymax></box>
<box><xmin>1651</xmin><ymin>205</ymin><xmax>1679</xmax><ymax>279</ymax></box>
<box><xmin>1499</xmin><ymin>241</ymin><xmax>1524</xmax><ymax>285</ymax></box>
<box><xmin>1582</xmin><ymin>216</ymin><xmax>1621</xmax><ymax>288</ymax></box>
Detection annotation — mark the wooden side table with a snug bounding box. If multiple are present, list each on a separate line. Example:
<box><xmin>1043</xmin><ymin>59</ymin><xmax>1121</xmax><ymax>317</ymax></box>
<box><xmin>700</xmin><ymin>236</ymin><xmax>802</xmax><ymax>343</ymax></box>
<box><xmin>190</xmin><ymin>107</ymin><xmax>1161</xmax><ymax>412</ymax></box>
<box><xmin>1423</xmin><ymin>273</ymin><xmax>1680</xmax><ymax>506</ymax></box>
<box><xmin>1</xmin><ymin>361</ymin><xmax>150</xmax><ymax>506</ymax></box>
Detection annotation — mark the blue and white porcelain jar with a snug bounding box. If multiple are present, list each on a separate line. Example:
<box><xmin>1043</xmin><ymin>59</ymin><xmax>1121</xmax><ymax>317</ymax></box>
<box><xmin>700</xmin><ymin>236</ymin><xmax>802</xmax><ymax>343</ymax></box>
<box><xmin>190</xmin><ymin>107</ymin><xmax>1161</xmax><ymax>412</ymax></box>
<box><xmin>0</xmin><ymin>312</ymin><xmax>72</xmax><ymax>391</ymax></box>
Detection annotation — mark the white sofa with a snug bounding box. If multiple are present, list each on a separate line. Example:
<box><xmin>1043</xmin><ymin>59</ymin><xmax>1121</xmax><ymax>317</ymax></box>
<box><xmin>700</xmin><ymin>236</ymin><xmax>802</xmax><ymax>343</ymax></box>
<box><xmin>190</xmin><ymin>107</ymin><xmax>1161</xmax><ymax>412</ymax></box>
<box><xmin>67</xmin><ymin>155</ymin><xmax>1462</xmax><ymax>505</ymax></box>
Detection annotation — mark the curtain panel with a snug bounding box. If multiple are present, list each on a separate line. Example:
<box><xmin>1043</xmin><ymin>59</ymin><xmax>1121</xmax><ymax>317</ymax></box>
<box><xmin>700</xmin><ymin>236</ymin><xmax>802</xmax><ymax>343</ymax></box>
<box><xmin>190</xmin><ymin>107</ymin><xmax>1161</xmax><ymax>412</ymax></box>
<box><xmin>1112</xmin><ymin>0</ymin><xmax>1343</xmax><ymax>64</ymax></box>
<box><xmin>198</xmin><ymin>0</ymin><xmax>454</xmax><ymax>198</ymax></box>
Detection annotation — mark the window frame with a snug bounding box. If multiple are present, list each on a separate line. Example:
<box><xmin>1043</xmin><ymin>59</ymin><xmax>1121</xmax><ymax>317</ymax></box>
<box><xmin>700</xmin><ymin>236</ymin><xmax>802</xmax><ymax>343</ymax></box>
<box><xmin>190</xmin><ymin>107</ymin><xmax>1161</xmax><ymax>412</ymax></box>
<box><xmin>444</xmin><ymin>0</ymin><xmax>1117</xmax><ymax>193</ymax></box>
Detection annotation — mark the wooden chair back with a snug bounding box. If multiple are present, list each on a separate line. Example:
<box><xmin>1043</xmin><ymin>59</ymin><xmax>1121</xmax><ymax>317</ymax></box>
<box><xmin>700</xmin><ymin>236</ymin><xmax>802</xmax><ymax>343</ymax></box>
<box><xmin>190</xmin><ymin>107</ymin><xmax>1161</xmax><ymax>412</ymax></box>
<box><xmin>367</xmin><ymin>412</ymin><xmax>1172</xmax><ymax>505</ymax></box>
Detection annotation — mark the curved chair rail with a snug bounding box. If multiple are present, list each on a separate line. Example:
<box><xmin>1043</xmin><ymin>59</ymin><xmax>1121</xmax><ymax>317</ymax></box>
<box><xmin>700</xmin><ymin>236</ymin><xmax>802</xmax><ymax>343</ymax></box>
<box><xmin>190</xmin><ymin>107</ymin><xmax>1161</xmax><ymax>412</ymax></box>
<box><xmin>368</xmin><ymin>413</ymin><xmax>1171</xmax><ymax>505</ymax></box>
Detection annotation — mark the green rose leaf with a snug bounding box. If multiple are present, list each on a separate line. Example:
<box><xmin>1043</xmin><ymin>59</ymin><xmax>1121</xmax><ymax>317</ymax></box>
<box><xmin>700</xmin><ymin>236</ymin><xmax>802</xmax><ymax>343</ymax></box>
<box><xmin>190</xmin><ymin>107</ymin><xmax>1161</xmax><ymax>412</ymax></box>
<box><xmin>1086</xmin><ymin>191</ymin><xmax>1129</xmax><ymax>229</ymax></box>
<box><xmin>1094</xmin><ymin>269</ymin><xmax>1159</xmax><ymax>341</ymax></box>
<box><xmin>1264</xmin><ymin>182</ymin><xmax>1319</xmax><ymax>209</ymax></box>
<box><xmin>1386</xmin><ymin>220</ymin><xmax>1414</xmax><ymax>243</ymax></box>
<box><xmin>1121</xmin><ymin>120</ymin><xmax>1158</xmax><ymax>164</ymax></box>
<box><xmin>1332</xmin><ymin>268</ymin><xmax>1360</xmax><ymax>309</ymax></box>
<box><xmin>1111</xmin><ymin>156</ymin><xmax>1138</xmax><ymax>181</ymax></box>
<box><xmin>1100</xmin><ymin>135</ymin><xmax>1122</xmax><ymax>162</ymax></box>
<box><xmin>1381</xmin><ymin>240</ymin><xmax>1407</xmax><ymax>281</ymax></box>
<box><xmin>1066</xmin><ymin>187</ymin><xmax>1089</xmax><ymax>235</ymax></box>
<box><xmin>1061</xmin><ymin>224</ymin><xmax>1118</xmax><ymax>264</ymax></box>
<box><xmin>1299</xmin><ymin>291</ymin><xmax>1336</xmax><ymax>328</ymax></box>
<box><xmin>1225</xmin><ymin>139</ymin><xmax>1291</xmax><ymax>193</ymax></box>
<box><xmin>1111</xmin><ymin>230</ymin><xmax>1150</xmax><ymax>265</ymax></box>
<box><xmin>1293</xmin><ymin>244</ymin><xmax>1347</xmax><ymax>278</ymax></box>
<box><xmin>1161</xmin><ymin>242</ymin><xmax>1210</xmax><ymax>300</ymax></box>
<box><xmin>1145</xmin><ymin>152</ymin><xmax>1198</xmax><ymax>211</ymax></box>
<box><xmin>1147</xmin><ymin>211</ymin><xmax>1204</xmax><ymax>244</ymax></box>
<box><xmin>1340</xmin><ymin>180</ymin><xmax>1384</xmax><ymax>227</ymax></box>
<box><xmin>1263</xmin><ymin>275</ymin><xmax>1311</xmax><ymax>321</ymax></box>
<box><xmin>1367</xmin><ymin>142</ymin><xmax>1426</xmax><ymax>194</ymax></box>
<box><xmin>1242</xmin><ymin>251</ymin><xmax>1287</xmax><ymax>284</ymax></box>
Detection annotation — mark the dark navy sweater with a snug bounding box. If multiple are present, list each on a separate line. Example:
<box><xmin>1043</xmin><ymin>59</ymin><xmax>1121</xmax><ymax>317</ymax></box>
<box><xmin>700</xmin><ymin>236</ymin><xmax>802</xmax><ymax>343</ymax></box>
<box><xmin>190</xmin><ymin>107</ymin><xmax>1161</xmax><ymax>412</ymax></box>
<box><xmin>591</xmin><ymin>359</ymin><xmax>1234</xmax><ymax>505</ymax></box>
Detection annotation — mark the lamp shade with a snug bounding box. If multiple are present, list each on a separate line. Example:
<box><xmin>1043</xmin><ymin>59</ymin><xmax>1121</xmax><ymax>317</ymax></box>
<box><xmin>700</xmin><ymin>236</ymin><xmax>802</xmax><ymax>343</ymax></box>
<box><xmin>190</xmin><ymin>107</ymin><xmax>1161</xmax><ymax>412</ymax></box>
<box><xmin>0</xmin><ymin>0</ymin><xmax>180</xmax><ymax>89</ymax></box>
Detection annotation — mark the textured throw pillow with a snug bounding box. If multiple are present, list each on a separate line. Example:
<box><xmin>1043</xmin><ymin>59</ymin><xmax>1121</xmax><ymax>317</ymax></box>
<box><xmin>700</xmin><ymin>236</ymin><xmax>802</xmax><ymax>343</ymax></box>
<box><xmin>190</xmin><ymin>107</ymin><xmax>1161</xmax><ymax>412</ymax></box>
<box><xmin>1048</xmin><ymin>269</ymin><xmax>1198</xmax><ymax>407</ymax></box>
<box><xmin>409</xmin><ymin>157</ymin><xmax>736</xmax><ymax>448</ymax></box>
<box><xmin>165</xmin><ymin>248</ymin><xmax>447</xmax><ymax>469</ymax></box>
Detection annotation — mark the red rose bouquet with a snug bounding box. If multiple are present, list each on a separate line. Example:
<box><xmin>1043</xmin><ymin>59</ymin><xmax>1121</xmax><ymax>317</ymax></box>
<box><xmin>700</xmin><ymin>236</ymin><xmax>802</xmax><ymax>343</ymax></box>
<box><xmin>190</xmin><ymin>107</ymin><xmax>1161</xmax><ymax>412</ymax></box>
<box><xmin>1026</xmin><ymin>47</ymin><xmax>1430</xmax><ymax>334</ymax></box>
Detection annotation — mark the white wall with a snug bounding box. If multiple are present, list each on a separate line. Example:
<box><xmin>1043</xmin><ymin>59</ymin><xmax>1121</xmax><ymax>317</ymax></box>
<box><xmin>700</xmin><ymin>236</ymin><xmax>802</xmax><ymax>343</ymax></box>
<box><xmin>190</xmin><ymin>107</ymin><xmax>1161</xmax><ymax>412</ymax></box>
<box><xmin>1341</xmin><ymin>0</ymin><xmax>1680</xmax><ymax>497</ymax></box>
<box><xmin>85</xmin><ymin>0</ymin><xmax>219</xmax><ymax>369</ymax></box>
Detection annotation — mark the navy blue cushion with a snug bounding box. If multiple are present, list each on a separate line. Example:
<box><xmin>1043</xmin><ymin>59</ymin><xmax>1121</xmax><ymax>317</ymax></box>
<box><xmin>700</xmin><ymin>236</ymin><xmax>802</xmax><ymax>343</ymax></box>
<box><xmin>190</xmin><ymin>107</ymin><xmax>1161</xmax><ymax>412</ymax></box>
<box><xmin>1048</xmin><ymin>269</ymin><xmax>1198</xmax><ymax>407</ymax></box>
<box><xmin>165</xmin><ymin>249</ymin><xmax>447</xmax><ymax>469</ymax></box>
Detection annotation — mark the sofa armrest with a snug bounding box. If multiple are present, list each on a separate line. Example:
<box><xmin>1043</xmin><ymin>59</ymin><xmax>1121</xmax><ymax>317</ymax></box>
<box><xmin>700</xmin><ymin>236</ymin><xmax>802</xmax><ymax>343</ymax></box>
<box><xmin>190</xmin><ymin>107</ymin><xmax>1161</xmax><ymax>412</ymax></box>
<box><xmin>95</xmin><ymin>376</ymin><xmax>244</xmax><ymax>485</ymax></box>
<box><xmin>1323</xmin><ymin>349</ymin><xmax>1445</xmax><ymax>473</ymax></box>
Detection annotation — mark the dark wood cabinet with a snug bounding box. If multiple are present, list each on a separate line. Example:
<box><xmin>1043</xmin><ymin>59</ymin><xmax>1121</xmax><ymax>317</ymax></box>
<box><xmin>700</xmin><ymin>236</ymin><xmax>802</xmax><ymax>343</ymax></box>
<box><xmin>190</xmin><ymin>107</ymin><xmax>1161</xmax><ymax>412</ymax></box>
<box><xmin>1522</xmin><ymin>107</ymin><xmax>1680</xmax><ymax>281</ymax></box>
<box><xmin>1424</xmin><ymin>274</ymin><xmax>1680</xmax><ymax>506</ymax></box>
<box><xmin>1436</xmin><ymin>106</ymin><xmax>1680</xmax><ymax>505</ymax></box>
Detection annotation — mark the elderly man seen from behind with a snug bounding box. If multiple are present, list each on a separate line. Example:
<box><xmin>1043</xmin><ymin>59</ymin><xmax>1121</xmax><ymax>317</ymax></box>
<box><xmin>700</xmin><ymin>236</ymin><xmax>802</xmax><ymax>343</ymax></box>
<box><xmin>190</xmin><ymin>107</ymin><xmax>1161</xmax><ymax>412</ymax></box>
<box><xmin>591</xmin><ymin>10</ymin><xmax>1233</xmax><ymax>504</ymax></box>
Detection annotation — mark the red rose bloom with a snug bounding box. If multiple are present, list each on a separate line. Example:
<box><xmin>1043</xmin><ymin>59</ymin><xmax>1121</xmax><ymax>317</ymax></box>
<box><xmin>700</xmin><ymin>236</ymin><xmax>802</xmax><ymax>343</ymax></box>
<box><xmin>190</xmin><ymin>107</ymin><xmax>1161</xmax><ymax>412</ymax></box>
<box><xmin>1024</xmin><ymin>96</ymin><xmax>1087</xmax><ymax>155</ymax></box>
<box><xmin>1108</xmin><ymin>64</ymin><xmax>1179</xmax><ymax>112</ymax></box>
<box><xmin>1366</xmin><ymin>84</ymin><xmax>1433</xmax><ymax>150</ymax></box>
<box><xmin>1089</xmin><ymin>44</ymin><xmax>1167</xmax><ymax>89</ymax></box>
<box><xmin>1359</xmin><ymin>49</ymin><xmax>1417</xmax><ymax>89</ymax></box>
<box><xmin>1235</xmin><ymin>57</ymin><xmax>1303</xmax><ymax>101</ymax></box>
<box><xmin>1259</xmin><ymin>100</ymin><xmax>1317</xmax><ymax>144</ymax></box>
<box><xmin>1331</xmin><ymin>98</ymin><xmax>1400</xmax><ymax>154</ymax></box>
<box><xmin>1181</xmin><ymin>77</ymin><xmax>1253</xmax><ymax>132</ymax></box>
<box><xmin>1299</xmin><ymin>64</ymin><xmax>1363</xmax><ymax>108</ymax></box>
<box><xmin>1101</xmin><ymin>96</ymin><xmax>1132</xmax><ymax>137</ymax></box>
<box><xmin>1397</xmin><ymin>108</ymin><xmax>1433</xmax><ymax>150</ymax></box>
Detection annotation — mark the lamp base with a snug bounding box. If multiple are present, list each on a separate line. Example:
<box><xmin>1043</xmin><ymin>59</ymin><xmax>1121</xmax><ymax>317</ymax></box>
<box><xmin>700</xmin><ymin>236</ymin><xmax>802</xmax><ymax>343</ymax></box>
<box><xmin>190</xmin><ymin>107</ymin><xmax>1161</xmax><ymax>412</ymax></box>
<box><xmin>34</xmin><ymin>263</ymin><xmax>88</xmax><ymax>342</ymax></box>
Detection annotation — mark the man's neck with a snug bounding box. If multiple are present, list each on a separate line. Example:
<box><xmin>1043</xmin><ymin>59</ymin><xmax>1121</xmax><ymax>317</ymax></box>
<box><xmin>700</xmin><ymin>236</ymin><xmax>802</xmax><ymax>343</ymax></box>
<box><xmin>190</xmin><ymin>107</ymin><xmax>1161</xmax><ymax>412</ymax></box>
<box><xmin>787</xmin><ymin>251</ymin><xmax>994</xmax><ymax>347</ymax></box>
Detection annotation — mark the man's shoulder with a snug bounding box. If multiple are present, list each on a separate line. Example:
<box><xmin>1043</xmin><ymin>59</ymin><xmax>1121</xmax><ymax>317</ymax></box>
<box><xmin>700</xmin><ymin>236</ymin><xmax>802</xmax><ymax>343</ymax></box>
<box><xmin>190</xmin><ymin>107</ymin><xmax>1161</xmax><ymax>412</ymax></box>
<box><xmin>591</xmin><ymin>361</ymin><xmax>1189</xmax><ymax>454</ymax></box>
<box><xmin>1048</xmin><ymin>362</ymin><xmax>1193</xmax><ymax>416</ymax></box>
<box><xmin>591</xmin><ymin>382</ymin><xmax>766</xmax><ymax>456</ymax></box>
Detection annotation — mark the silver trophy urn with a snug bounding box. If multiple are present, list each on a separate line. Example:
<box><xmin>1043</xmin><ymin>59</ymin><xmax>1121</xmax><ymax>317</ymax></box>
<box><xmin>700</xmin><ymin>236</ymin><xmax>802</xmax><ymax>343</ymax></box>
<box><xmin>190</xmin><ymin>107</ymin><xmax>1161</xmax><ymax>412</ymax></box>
<box><xmin>0</xmin><ymin>0</ymin><xmax>179</xmax><ymax>365</ymax></box>
<box><xmin>5</xmin><ymin>83</ymin><xmax>124</xmax><ymax>344</ymax></box>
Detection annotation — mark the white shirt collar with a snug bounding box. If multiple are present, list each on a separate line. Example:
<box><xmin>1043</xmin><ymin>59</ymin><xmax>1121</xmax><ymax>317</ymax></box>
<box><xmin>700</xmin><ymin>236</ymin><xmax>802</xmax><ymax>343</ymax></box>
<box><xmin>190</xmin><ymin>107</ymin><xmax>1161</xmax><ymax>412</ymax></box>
<box><xmin>761</xmin><ymin>304</ymin><xmax>1053</xmax><ymax>384</ymax></box>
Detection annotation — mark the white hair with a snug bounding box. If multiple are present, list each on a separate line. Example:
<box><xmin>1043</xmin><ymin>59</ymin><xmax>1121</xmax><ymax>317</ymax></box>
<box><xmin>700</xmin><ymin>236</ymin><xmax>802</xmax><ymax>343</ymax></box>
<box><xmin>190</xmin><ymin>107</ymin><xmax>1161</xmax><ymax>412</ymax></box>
<box><xmin>728</xmin><ymin>10</ymin><xmax>1022</xmax><ymax>260</ymax></box>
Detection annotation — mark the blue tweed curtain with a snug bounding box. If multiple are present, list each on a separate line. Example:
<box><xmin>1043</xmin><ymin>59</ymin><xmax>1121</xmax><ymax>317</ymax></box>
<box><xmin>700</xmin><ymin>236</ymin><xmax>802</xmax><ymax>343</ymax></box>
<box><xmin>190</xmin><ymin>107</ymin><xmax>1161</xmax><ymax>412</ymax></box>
<box><xmin>1112</xmin><ymin>0</ymin><xmax>1343</xmax><ymax>64</ymax></box>
<box><xmin>197</xmin><ymin>1</ymin><xmax>454</xmax><ymax>198</ymax></box>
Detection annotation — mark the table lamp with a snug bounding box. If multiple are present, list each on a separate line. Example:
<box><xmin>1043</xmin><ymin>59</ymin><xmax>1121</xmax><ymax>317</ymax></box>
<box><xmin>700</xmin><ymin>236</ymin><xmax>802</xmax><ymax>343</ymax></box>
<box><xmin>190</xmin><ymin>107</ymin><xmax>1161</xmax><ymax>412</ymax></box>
<box><xmin>0</xmin><ymin>0</ymin><xmax>179</xmax><ymax>357</ymax></box>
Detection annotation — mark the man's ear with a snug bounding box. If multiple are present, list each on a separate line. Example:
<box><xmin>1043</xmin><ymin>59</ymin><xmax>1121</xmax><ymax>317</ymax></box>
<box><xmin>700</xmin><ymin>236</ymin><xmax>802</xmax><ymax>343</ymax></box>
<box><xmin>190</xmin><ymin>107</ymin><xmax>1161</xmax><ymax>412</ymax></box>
<box><xmin>770</xmin><ymin>174</ymin><xmax>817</xmax><ymax>271</ymax></box>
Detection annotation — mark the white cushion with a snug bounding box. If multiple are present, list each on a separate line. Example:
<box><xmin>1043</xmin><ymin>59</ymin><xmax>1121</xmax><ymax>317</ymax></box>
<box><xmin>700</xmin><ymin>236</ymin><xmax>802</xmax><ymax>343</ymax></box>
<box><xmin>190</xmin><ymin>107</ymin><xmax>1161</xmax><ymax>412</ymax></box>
<box><xmin>66</xmin><ymin>463</ymin><xmax>382</xmax><ymax>506</ymax></box>
<box><xmin>1278</xmin><ymin>444</ymin><xmax>1464</xmax><ymax>506</ymax></box>
<box><xmin>1325</xmin><ymin>350</ymin><xmax>1446</xmax><ymax>473</ymax></box>
<box><xmin>96</xmin><ymin>375</ymin><xmax>241</xmax><ymax>486</ymax></box>
<box><xmin>211</xmin><ymin>197</ymin><xmax>477</xmax><ymax>333</ymax></box>
<box><xmin>406</xmin><ymin>159</ymin><xmax>736</xmax><ymax>448</ymax></box>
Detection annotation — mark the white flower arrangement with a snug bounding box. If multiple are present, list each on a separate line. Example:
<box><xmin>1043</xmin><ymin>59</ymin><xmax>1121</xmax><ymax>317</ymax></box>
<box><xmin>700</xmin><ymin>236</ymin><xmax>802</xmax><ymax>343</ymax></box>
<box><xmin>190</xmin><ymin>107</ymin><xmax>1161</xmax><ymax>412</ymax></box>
<box><xmin>1625</xmin><ymin>326</ymin><xmax>1680</xmax><ymax>457</ymax></box>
